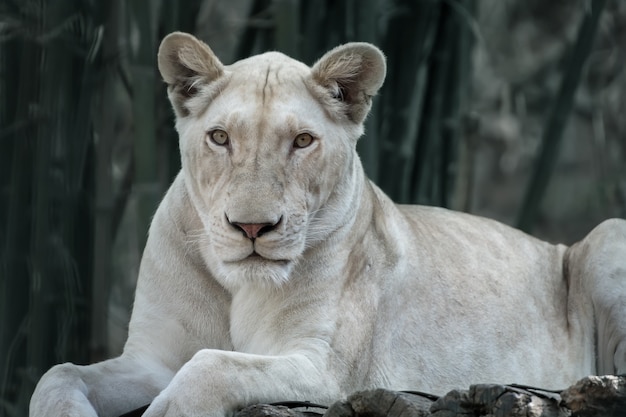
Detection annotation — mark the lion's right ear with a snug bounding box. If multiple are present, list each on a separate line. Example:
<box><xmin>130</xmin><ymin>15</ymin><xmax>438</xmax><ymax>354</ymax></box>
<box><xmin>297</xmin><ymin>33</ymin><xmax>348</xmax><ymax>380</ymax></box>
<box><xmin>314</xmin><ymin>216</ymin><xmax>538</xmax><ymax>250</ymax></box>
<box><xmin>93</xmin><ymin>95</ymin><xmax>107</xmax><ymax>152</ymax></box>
<box><xmin>157</xmin><ymin>32</ymin><xmax>224</xmax><ymax>117</ymax></box>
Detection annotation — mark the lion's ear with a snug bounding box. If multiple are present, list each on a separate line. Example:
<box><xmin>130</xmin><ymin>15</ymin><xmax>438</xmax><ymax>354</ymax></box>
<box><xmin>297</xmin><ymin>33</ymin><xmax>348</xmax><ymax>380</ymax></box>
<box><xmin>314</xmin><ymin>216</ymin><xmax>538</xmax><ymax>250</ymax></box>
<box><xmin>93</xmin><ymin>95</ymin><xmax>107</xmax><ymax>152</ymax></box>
<box><xmin>157</xmin><ymin>32</ymin><xmax>224</xmax><ymax>117</ymax></box>
<box><xmin>311</xmin><ymin>43</ymin><xmax>386</xmax><ymax>124</ymax></box>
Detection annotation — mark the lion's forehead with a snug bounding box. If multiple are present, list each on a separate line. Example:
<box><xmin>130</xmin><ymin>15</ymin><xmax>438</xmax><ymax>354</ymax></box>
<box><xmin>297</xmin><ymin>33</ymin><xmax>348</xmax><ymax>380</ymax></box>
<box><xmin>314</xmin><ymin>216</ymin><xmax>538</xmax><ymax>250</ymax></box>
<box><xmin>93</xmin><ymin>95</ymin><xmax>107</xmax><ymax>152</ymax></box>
<box><xmin>205</xmin><ymin>58</ymin><xmax>326</xmax><ymax>136</ymax></box>
<box><xmin>228</xmin><ymin>51</ymin><xmax>310</xmax><ymax>81</ymax></box>
<box><xmin>224</xmin><ymin>53</ymin><xmax>314</xmax><ymax>103</ymax></box>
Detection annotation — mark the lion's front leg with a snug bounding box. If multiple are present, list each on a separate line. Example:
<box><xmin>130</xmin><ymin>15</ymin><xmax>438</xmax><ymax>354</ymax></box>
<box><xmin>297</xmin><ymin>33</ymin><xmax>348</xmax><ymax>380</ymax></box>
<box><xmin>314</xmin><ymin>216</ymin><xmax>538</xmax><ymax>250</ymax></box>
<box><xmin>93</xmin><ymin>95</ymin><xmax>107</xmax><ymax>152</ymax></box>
<box><xmin>142</xmin><ymin>349</ymin><xmax>339</xmax><ymax>417</ymax></box>
<box><xmin>29</xmin><ymin>355</ymin><xmax>174</xmax><ymax>417</ymax></box>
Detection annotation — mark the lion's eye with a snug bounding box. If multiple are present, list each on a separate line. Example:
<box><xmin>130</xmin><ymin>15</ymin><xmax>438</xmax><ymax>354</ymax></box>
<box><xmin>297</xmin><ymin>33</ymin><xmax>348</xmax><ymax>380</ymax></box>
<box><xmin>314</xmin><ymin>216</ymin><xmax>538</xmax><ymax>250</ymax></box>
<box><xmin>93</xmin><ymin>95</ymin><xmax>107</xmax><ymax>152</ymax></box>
<box><xmin>209</xmin><ymin>129</ymin><xmax>229</xmax><ymax>146</ymax></box>
<box><xmin>293</xmin><ymin>133</ymin><xmax>314</xmax><ymax>149</ymax></box>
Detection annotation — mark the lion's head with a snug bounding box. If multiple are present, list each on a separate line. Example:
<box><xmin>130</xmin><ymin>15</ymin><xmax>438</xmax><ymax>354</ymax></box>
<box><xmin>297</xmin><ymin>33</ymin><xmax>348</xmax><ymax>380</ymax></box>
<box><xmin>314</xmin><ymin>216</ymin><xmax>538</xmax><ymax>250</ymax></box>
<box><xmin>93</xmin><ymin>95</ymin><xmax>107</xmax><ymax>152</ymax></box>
<box><xmin>157</xmin><ymin>33</ymin><xmax>386</xmax><ymax>290</ymax></box>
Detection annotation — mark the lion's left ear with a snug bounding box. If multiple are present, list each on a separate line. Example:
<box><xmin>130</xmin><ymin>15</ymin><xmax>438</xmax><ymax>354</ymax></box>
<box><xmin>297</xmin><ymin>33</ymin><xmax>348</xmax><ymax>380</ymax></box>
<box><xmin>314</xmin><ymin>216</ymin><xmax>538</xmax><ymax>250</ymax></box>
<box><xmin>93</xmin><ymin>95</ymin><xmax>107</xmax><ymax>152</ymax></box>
<box><xmin>311</xmin><ymin>43</ymin><xmax>386</xmax><ymax>124</ymax></box>
<box><xmin>157</xmin><ymin>32</ymin><xmax>225</xmax><ymax>117</ymax></box>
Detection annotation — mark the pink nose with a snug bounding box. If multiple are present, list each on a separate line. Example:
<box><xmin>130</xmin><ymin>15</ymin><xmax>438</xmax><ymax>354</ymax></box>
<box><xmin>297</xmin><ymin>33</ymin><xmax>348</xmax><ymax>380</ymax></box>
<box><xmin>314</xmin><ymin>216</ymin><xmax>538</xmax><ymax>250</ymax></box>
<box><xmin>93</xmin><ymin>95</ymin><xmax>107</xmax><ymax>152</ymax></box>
<box><xmin>231</xmin><ymin>222</ymin><xmax>277</xmax><ymax>240</ymax></box>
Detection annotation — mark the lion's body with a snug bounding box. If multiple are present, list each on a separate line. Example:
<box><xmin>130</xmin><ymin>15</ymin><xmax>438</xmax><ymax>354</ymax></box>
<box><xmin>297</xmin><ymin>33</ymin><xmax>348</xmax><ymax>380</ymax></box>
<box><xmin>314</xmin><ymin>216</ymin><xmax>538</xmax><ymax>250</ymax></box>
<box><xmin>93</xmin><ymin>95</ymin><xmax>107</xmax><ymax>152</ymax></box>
<box><xmin>30</xmin><ymin>33</ymin><xmax>626</xmax><ymax>417</ymax></box>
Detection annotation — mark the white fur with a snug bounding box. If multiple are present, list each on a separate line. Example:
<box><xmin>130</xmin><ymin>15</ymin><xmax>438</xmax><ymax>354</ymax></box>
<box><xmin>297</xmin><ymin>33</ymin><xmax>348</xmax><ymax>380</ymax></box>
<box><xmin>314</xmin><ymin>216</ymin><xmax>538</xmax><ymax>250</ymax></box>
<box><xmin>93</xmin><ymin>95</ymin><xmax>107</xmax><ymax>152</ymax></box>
<box><xmin>30</xmin><ymin>32</ymin><xmax>626</xmax><ymax>417</ymax></box>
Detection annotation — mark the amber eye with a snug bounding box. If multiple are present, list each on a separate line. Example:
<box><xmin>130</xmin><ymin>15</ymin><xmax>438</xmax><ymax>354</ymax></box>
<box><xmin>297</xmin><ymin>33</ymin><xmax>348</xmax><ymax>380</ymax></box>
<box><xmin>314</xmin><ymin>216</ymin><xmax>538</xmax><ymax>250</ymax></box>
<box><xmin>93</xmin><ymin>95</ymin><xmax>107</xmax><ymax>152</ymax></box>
<box><xmin>293</xmin><ymin>133</ymin><xmax>314</xmax><ymax>149</ymax></box>
<box><xmin>209</xmin><ymin>129</ymin><xmax>229</xmax><ymax>146</ymax></box>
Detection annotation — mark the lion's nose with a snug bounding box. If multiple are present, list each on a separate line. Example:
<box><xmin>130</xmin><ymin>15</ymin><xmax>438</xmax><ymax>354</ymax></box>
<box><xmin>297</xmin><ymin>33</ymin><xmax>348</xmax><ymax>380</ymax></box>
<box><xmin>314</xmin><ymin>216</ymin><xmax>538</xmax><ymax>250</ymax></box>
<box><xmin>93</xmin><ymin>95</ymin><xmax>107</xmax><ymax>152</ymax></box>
<box><xmin>229</xmin><ymin>218</ymin><xmax>281</xmax><ymax>240</ymax></box>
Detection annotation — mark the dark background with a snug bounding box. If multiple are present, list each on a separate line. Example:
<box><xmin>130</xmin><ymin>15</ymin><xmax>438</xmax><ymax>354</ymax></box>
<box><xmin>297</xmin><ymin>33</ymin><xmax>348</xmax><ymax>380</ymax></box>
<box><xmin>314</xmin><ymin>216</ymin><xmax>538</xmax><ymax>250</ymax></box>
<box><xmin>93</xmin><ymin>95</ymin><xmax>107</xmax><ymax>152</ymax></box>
<box><xmin>1</xmin><ymin>0</ymin><xmax>625</xmax><ymax>415</ymax></box>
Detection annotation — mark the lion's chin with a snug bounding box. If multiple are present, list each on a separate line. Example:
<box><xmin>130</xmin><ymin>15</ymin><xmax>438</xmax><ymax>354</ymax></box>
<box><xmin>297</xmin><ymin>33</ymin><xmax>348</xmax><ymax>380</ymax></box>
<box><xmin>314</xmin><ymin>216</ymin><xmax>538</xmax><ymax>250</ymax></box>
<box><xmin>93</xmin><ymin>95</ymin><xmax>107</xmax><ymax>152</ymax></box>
<box><xmin>217</xmin><ymin>255</ymin><xmax>294</xmax><ymax>291</ymax></box>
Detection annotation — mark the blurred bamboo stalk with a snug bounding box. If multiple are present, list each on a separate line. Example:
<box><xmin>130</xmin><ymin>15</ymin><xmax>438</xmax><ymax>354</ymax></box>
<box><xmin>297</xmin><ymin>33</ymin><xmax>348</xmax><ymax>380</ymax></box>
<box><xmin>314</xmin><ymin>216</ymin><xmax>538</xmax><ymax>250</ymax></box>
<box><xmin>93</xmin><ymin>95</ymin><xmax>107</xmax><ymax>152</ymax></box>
<box><xmin>379</xmin><ymin>0</ymin><xmax>441</xmax><ymax>203</ymax></box>
<box><xmin>436</xmin><ymin>0</ymin><xmax>474</xmax><ymax>208</ymax></box>
<box><xmin>411</xmin><ymin>2</ymin><xmax>454</xmax><ymax>205</ymax></box>
<box><xmin>235</xmin><ymin>0</ymin><xmax>273</xmax><ymax>59</ymax></box>
<box><xmin>26</xmin><ymin>0</ymin><xmax>85</xmax><ymax>397</ymax></box>
<box><xmin>0</xmin><ymin>18</ymin><xmax>40</xmax><ymax>417</ymax></box>
<box><xmin>517</xmin><ymin>0</ymin><xmax>608</xmax><ymax>233</ymax></box>
<box><xmin>274</xmin><ymin>0</ymin><xmax>300</xmax><ymax>59</ymax></box>
<box><xmin>299</xmin><ymin>0</ymin><xmax>327</xmax><ymax>64</ymax></box>
<box><xmin>409</xmin><ymin>0</ymin><xmax>474</xmax><ymax>207</ymax></box>
<box><xmin>451</xmin><ymin>0</ymin><xmax>478</xmax><ymax>212</ymax></box>
<box><xmin>91</xmin><ymin>0</ymin><xmax>119</xmax><ymax>363</ymax></box>
<box><xmin>351</xmin><ymin>0</ymin><xmax>381</xmax><ymax>183</ymax></box>
<box><xmin>128</xmin><ymin>0</ymin><xmax>161</xmax><ymax>250</ymax></box>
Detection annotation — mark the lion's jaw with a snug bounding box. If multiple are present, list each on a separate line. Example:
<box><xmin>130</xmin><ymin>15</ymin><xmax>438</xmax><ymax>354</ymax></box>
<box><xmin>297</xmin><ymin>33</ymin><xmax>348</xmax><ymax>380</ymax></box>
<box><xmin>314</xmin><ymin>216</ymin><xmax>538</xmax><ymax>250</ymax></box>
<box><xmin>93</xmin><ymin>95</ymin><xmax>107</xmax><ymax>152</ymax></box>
<box><xmin>175</xmin><ymin>55</ymin><xmax>360</xmax><ymax>292</ymax></box>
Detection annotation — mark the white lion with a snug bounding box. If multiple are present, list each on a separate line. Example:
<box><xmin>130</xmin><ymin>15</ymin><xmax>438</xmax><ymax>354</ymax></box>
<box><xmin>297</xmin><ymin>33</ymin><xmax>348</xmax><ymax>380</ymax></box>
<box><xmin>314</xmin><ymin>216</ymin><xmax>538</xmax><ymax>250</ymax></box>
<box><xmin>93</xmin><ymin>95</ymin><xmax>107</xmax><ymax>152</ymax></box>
<box><xmin>30</xmin><ymin>32</ymin><xmax>626</xmax><ymax>417</ymax></box>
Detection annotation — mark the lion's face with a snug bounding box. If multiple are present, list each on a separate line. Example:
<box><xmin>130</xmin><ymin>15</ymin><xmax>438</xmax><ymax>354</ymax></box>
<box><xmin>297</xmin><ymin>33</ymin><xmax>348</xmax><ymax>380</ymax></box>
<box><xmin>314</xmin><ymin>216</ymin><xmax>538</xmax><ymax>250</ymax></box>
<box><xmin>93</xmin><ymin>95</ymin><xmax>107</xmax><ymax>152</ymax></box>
<box><xmin>158</xmin><ymin>33</ymin><xmax>386</xmax><ymax>290</ymax></box>
<box><xmin>178</xmin><ymin>58</ymin><xmax>354</xmax><ymax>289</ymax></box>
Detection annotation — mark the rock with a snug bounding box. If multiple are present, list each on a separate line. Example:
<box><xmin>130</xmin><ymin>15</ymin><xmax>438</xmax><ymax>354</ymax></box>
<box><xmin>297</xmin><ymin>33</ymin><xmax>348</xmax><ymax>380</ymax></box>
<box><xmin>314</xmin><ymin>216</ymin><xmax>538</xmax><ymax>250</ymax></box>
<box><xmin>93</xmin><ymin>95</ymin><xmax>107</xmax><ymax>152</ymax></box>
<box><xmin>229</xmin><ymin>375</ymin><xmax>626</xmax><ymax>417</ymax></box>
<box><xmin>560</xmin><ymin>374</ymin><xmax>626</xmax><ymax>417</ymax></box>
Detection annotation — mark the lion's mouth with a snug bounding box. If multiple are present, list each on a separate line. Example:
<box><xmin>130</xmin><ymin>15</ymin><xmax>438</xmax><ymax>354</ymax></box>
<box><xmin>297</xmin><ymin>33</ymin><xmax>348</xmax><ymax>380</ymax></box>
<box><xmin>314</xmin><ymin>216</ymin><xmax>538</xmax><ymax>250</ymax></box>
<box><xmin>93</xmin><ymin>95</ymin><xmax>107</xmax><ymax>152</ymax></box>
<box><xmin>241</xmin><ymin>250</ymin><xmax>290</xmax><ymax>265</ymax></box>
